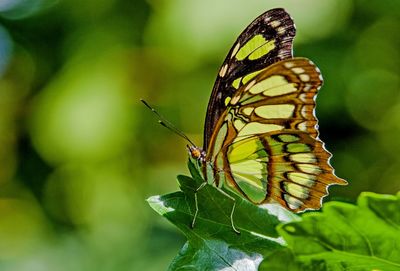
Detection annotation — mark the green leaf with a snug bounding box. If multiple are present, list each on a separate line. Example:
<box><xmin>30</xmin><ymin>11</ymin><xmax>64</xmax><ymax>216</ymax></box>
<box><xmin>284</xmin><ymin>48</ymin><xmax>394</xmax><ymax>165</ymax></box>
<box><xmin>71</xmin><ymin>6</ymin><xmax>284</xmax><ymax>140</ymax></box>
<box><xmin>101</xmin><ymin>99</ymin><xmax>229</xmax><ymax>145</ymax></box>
<box><xmin>147</xmin><ymin>160</ymin><xmax>298</xmax><ymax>271</ymax></box>
<box><xmin>260</xmin><ymin>192</ymin><xmax>400</xmax><ymax>271</ymax></box>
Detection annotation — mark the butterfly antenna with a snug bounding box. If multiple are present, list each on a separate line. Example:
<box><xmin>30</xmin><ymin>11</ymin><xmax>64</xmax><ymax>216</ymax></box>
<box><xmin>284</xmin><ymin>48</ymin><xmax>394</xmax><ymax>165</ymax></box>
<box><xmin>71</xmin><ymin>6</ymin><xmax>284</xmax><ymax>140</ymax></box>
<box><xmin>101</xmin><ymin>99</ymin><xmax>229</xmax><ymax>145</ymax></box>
<box><xmin>140</xmin><ymin>99</ymin><xmax>197</xmax><ymax>146</ymax></box>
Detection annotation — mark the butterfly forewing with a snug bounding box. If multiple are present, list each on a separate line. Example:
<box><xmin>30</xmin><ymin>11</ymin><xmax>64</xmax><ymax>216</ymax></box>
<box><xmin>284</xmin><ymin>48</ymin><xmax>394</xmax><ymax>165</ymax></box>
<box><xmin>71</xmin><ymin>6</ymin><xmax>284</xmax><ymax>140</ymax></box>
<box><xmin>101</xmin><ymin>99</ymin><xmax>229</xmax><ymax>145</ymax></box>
<box><xmin>206</xmin><ymin>58</ymin><xmax>346</xmax><ymax>212</ymax></box>
<box><xmin>204</xmin><ymin>8</ymin><xmax>296</xmax><ymax>150</ymax></box>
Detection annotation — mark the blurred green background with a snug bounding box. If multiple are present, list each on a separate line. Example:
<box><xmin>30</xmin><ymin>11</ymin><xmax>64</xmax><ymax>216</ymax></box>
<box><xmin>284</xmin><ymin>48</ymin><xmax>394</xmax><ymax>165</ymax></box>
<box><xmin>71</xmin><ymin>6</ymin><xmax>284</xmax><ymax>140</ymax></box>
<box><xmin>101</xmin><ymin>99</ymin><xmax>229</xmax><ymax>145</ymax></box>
<box><xmin>0</xmin><ymin>0</ymin><xmax>399</xmax><ymax>270</ymax></box>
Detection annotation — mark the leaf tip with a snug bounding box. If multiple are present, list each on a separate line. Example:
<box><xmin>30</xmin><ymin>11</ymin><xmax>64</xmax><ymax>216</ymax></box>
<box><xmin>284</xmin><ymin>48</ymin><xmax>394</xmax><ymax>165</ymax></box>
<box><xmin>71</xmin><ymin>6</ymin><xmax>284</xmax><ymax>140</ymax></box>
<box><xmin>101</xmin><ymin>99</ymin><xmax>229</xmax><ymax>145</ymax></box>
<box><xmin>147</xmin><ymin>195</ymin><xmax>176</xmax><ymax>215</ymax></box>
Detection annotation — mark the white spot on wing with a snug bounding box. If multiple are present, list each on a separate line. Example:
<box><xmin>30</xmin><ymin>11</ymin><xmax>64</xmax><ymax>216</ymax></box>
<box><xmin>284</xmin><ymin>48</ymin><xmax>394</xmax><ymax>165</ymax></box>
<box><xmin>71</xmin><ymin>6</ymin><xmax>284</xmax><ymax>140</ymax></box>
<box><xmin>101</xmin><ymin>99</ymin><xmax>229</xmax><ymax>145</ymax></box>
<box><xmin>292</xmin><ymin>67</ymin><xmax>305</xmax><ymax>74</ymax></box>
<box><xmin>230</xmin><ymin>94</ymin><xmax>241</xmax><ymax>105</ymax></box>
<box><xmin>244</xmin><ymin>80</ymin><xmax>256</xmax><ymax>92</ymax></box>
<box><xmin>301</xmin><ymin>105</ymin><xmax>309</xmax><ymax>117</ymax></box>
<box><xmin>219</xmin><ymin>64</ymin><xmax>228</xmax><ymax>77</ymax></box>
<box><xmin>230</xmin><ymin>43</ymin><xmax>241</xmax><ymax>59</ymax></box>
<box><xmin>277</xmin><ymin>26</ymin><xmax>286</xmax><ymax>35</ymax></box>
<box><xmin>284</xmin><ymin>62</ymin><xmax>295</xmax><ymax>68</ymax></box>
<box><xmin>298</xmin><ymin>122</ymin><xmax>307</xmax><ymax>131</ymax></box>
<box><xmin>269</xmin><ymin>20</ymin><xmax>281</xmax><ymax>28</ymax></box>
<box><xmin>284</xmin><ymin>194</ymin><xmax>303</xmax><ymax>210</ymax></box>
<box><xmin>299</xmin><ymin>74</ymin><xmax>310</xmax><ymax>82</ymax></box>
<box><xmin>299</xmin><ymin>93</ymin><xmax>308</xmax><ymax>103</ymax></box>
<box><xmin>303</xmin><ymin>84</ymin><xmax>312</xmax><ymax>91</ymax></box>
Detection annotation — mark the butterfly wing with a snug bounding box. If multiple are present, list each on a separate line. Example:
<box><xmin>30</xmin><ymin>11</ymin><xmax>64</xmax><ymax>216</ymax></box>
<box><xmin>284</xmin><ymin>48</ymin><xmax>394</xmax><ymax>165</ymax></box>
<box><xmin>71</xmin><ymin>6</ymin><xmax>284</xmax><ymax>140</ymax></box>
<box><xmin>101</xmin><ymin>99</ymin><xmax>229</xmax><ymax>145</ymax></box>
<box><xmin>206</xmin><ymin>58</ymin><xmax>347</xmax><ymax>212</ymax></box>
<box><xmin>204</xmin><ymin>8</ymin><xmax>296</xmax><ymax>150</ymax></box>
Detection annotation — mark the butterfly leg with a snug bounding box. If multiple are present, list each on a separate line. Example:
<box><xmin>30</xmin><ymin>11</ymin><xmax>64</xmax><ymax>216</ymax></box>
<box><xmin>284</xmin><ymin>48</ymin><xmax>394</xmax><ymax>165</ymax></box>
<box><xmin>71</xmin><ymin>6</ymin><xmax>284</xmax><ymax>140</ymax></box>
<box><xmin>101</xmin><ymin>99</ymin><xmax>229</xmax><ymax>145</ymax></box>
<box><xmin>191</xmin><ymin>181</ymin><xmax>240</xmax><ymax>234</ymax></box>
<box><xmin>214</xmin><ymin>186</ymin><xmax>241</xmax><ymax>234</ymax></box>
<box><xmin>191</xmin><ymin>181</ymin><xmax>207</xmax><ymax>229</ymax></box>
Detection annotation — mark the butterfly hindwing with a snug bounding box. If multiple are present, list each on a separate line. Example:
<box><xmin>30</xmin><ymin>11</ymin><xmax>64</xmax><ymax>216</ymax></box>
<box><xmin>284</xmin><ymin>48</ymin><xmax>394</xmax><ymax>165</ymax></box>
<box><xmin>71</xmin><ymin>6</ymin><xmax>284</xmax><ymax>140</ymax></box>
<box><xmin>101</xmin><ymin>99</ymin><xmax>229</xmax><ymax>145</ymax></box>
<box><xmin>206</xmin><ymin>58</ymin><xmax>346</xmax><ymax>212</ymax></box>
<box><xmin>204</xmin><ymin>8</ymin><xmax>296</xmax><ymax>150</ymax></box>
<box><xmin>225</xmin><ymin>131</ymin><xmax>344</xmax><ymax>211</ymax></box>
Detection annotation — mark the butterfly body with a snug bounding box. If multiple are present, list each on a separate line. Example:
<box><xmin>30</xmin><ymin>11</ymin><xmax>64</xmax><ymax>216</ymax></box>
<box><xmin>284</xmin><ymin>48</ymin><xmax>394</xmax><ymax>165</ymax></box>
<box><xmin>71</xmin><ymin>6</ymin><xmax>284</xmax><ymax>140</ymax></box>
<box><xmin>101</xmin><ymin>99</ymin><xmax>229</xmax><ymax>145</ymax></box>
<box><xmin>188</xmin><ymin>8</ymin><xmax>347</xmax><ymax>215</ymax></box>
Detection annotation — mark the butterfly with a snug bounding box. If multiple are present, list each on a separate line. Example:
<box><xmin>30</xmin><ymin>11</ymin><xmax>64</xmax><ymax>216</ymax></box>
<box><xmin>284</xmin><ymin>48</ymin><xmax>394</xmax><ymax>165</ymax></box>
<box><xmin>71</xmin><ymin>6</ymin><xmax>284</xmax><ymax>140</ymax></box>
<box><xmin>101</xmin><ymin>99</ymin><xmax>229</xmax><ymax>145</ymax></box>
<box><xmin>187</xmin><ymin>8</ymin><xmax>347</xmax><ymax>233</ymax></box>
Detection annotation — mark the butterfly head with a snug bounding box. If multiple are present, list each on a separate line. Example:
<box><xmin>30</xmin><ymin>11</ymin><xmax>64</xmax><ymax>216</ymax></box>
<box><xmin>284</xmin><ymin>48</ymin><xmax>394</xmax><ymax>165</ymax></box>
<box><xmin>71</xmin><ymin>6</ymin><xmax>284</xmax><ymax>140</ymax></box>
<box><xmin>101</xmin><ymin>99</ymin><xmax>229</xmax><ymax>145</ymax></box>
<box><xmin>187</xmin><ymin>145</ymin><xmax>206</xmax><ymax>163</ymax></box>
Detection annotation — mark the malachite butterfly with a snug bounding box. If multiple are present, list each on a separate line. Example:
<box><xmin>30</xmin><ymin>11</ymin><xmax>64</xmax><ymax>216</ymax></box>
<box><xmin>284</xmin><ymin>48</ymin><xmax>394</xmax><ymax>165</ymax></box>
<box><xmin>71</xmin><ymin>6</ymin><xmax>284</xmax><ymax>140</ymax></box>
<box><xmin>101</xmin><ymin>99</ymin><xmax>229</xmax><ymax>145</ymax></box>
<box><xmin>186</xmin><ymin>8</ymin><xmax>347</xmax><ymax>232</ymax></box>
